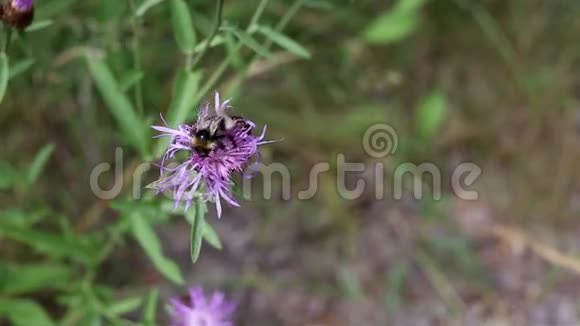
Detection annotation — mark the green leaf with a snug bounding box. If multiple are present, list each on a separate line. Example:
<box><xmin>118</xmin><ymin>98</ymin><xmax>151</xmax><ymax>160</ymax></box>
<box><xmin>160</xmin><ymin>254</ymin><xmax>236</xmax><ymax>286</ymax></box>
<box><xmin>0</xmin><ymin>225</ymin><xmax>97</xmax><ymax>265</ymax></box>
<box><xmin>142</xmin><ymin>288</ymin><xmax>159</xmax><ymax>325</ymax></box>
<box><xmin>362</xmin><ymin>0</ymin><xmax>429</xmax><ymax>45</ymax></box>
<box><xmin>107</xmin><ymin>297</ymin><xmax>143</xmax><ymax>316</ymax></box>
<box><xmin>167</xmin><ymin>70</ymin><xmax>202</xmax><ymax>127</ymax></box>
<box><xmin>153</xmin><ymin>70</ymin><xmax>201</xmax><ymax>157</ymax></box>
<box><xmin>136</xmin><ymin>0</ymin><xmax>165</xmax><ymax>17</ymax></box>
<box><xmin>192</xmin><ymin>35</ymin><xmax>226</xmax><ymax>53</ymax></box>
<box><xmin>25</xmin><ymin>19</ymin><xmax>54</xmax><ymax>32</ymax></box>
<box><xmin>26</xmin><ymin>143</ymin><xmax>55</xmax><ymax>185</ymax></box>
<box><xmin>0</xmin><ymin>262</ymin><xmax>72</xmax><ymax>295</ymax></box>
<box><xmin>255</xmin><ymin>25</ymin><xmax>311</xmax><ymax>59</ymax></box>
<box><xmin>169</xmin><ymin>0</ymin><xmax>196</xmax><ymax>54</ymax></box>
<box><xmin>84</xmin><ymin>51</ymin><xmax>148</xmax><ymax>157</ymax></box>
<box><xmin>416</xmin><ymin>89</ymin><xmax>447</xmax><ymax>139</ymax></box>
<box><xmin>118</xmin><ymin>70</ymin><xmax>144</xmax><ymax>92</ymax></box>
<box><xmin>130</xmin><ymin>213</ymin><xmax>184</xmax><ymax>284</ymax></box>
<box><xmin>363</xmin><ymin>11</ymin><xmax>419</xmax><ymax>44</ymax></box>
<box><xmin>224</xmin><ymin>32</ymin><xmax>244</xmax><ymax>69</ymax></box>
<box><xmin>0</xmin><ymin>208</ymin><xmax>49</xmax><ymax>227</ymax></box>
<box><xmin>187</xmin><ymin>202</ymin><xmax>205</xmax><ymax>263</ymax></box>
<box><xmin>0</xmin><ymin>52</ymin><xmax>9</xmax><ymax>103</ymax></box>
<box><xmin>203</xmin><ymin>220</ymin><xmax>222</xmax><ymax>250</ymax></box>
<box><xmin>0</xmin><ymin>161</ymin><xmax>17</xmax><ymax>190</ymax></box>
<box><xmin>222</xmin><ymin>25</ymin><xmax>272</xmax><ymax>58</ymax></box>
<box><xmin>9</xmin><ymin>58</ymin><xmax>35</xmax><ymax>80</ymax></box>
<box><xmin>0</xmin><ymin>299</ymin><xmax>55</xmax><ymax>326</ymax></box>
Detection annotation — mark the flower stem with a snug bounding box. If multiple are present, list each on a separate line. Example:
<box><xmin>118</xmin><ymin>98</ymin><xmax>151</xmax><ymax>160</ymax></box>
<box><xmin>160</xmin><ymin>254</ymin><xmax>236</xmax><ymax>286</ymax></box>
<box><xmin>128</xmin><ymin>0</ymin><xmax>145</xmax><ymax>116</ymax></box>
<box><xmin>249</xmin><ymin>0</ymin><xmax>270</xmax><ymax>27</ymax></box>
<box><xmin>190</xmin><ymin>0</ymin><xmax>224</xmax><ymax>69</ymax></box>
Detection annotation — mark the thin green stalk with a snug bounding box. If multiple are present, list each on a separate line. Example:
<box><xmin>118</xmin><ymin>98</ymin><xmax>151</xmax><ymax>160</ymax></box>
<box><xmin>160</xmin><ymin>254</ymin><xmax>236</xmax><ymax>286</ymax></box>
<box><xmin>153</xmin><ymin>0</ymin><xmax>301</xmax><ymax>155</ymax></box>
<box><xmin>190</xmin><ymin>0</ymin><xmax>224</xmax><ymax>69</ymax></box>
<box><xmin>190</xmin><ymin>0</ymin><xmax>277</xmax><ymax>103</ymax></box>
<box><xmin>275</xmin><ymin>0</ymin><xmax>306</xmax><ymax>32</ymax></box>
<box><xmin>237</xmin><ymin>0</ymin><xmax>306</xmax><ymax>82</ymax></box>
<box><xmin>249</xmin><ymin>0</ymin><xmax>271</xmax><ymax>27</ymax></box>
<box><xmin>128</xmin><ymin>0</ymin><xmax>145</xmax><ymax>115</ymax></box>
<box><xmin>194</xmin><ymin>57</ymin><xmax>230</xmax><ymax>103</ymax></box>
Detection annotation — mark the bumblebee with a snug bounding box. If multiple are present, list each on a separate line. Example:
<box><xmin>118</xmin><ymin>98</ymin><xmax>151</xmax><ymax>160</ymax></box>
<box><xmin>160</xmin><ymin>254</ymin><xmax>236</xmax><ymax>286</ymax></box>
<box><xmin>191</xmin><ymin>113</ymin><xmax>251</xmax><ymax>156</ymax></box>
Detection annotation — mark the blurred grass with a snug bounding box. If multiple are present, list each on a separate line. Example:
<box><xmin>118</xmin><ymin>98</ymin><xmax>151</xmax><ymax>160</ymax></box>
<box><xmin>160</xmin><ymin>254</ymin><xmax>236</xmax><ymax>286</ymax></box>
<box><xmin>1</xmin><ymin>0</ymin><xmax>580</xmax><ymax>324</ymax></box>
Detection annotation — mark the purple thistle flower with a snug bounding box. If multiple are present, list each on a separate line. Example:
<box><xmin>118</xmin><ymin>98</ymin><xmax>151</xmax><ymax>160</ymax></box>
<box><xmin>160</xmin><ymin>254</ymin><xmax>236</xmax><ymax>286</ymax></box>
<box><xmin>10</xmin><ymin>0</ymin><xmax>33</xmax><ymax>12</ymax></box>
<box><xmin>169</xmin><ymin>287</ymin><xmax>236</xmax><ymax>326</ymax></box>
<box><xmin>151</xmin><ymin>92</ymin><xmax>275</xmax><ymax>217</ymax></box>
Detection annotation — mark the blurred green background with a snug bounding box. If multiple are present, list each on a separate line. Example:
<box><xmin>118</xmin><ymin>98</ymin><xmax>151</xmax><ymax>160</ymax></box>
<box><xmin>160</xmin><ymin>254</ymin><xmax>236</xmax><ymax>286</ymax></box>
<box><xmin>2</xmin><ymin>0</ymin><xmax>580</xmax><ymax>325</ymax></box>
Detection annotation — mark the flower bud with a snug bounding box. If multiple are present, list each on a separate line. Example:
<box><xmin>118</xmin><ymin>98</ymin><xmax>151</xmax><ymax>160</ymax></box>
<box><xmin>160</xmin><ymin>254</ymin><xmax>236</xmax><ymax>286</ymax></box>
<box><xmin>1</xmin><ymin>0</ymin><xmax>34</xmax><ymax>30</ymax></box>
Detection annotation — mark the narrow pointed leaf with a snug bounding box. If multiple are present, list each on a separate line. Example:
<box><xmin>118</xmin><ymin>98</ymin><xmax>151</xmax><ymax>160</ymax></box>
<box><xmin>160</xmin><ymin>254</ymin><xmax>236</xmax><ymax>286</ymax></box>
<box><xmin>154</xmin><ymin>70</ymin><xmax>202</xmax><ymax>157</ymax></box>
<box><xmin>0</xmin><ymin>299</ymin><xmax>55</xmax><ymax>326</ymax></box>
<box><xmin>170</xmin><ymin>0</ymin><xmax>196</xmax><ymax>54</ymax></box>
<box><xmin>256</xmin><ymin>25</ymin><xmax>311</xmax><ymax>58</ymax></box>
<box><xmin>119</xmin><ymin>70</ymin><xmax>144</xmax><ymax>92</ymax></box>
<box><xmin>0</xmin><ymin>53</ymin><xmax>9</xmax><ymax>103</ymax></box>
<box><xmin>0</xmin><ymin>225</ymin><xmax>97</xmax><ymax>265</ymax></box>
<box><xmin>108</xmin><ymin>297</ymin><xmax>143</xmax><ymax>316</ymax></box>
<box><xmin>203</xmin><ymin>220</ymin><xmax>222</xmax><ymax>250</ymax></box>
<box><xmin>167</xmin><ymin>70</ymin><xmax>202</xmax><ymax>126</ymax></box>
<box><xmin>143</xmin><ymin>288</ymin><xmax>159</xmax><ymax>325</ymax></box>
<box><xmin>84</xmin><ymin>51</ymin><xmax>148</xmax><ymax>157</ymax></box>
<box><xmin>9</xmin><ymin>58</ymin><xmax>34</xmax><ymax>79</ymax></box>
<box><xmin>26</xmin><ymin>143</ymin><xmax>55</xmax><ymax>185</ymax></box>
<box><xmin>130</xmin><ymin>213</ymin><xmax>184</xmax><ymax>284</ymax></box>
<box><xmin>222</xmin><ymin>26</ymin><xmax>272</xmax><ymax>58</ymax></box>
<box><xmin>363</xmin><ymin>11</ymin><xmax>419</xmax><ymax>44</ymax></box>
<box><xmin>0</xmin><ymin>262</ymin><xmax>72</xmax><ymax>295</ymax></box>
<box><xmin>362</xmin><ymin>0</ymin><xmax>429</xmax><ymax>45</ymax></box>
<box><xmin>188</xmin><ymin>202</ymin><xmax>205</xmax><ymax>263</ymax></box>
<box><xmin>416</xmin><ymin>89</ymin><xmax>447</xmax><ymax>139</ymax></box>
<box><xmin>25</xmin><ymin>19</ymin><xmax>53</xmax><ymax>32</ymax></box>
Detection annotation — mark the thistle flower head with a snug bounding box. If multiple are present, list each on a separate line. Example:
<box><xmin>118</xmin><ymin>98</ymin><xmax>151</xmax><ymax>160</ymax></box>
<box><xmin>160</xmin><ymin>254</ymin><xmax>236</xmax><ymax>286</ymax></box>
<box><xmin>10</xmin><ymin>0</ymin><xmax>33</xmax><ymax>12</ymax></box>
<box><xmin>151</xmin><ymin>92</ymin><xmax>275</xmax><ymax>217</ymax></box>
<box><xmin>169</xmin><ymin>287</ymin><xmax>236</xmax><ymax>326</ymax></box>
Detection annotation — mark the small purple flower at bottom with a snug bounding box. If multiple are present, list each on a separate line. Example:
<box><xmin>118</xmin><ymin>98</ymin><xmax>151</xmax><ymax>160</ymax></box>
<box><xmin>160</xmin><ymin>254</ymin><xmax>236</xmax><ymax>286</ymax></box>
<box><xmin>169</xmin><ymin>287</ymin><xmax>236</xmax><ymax>326</ymax></box>
<box><xmin>10</xmin><ymin>0</ymin><xmax>33</xmax><ymax>12</ymax></box>
<box><xmin>151</xmin><ymin>92</ymin><xmax>277</xmax><ymax>217</ymax></box>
